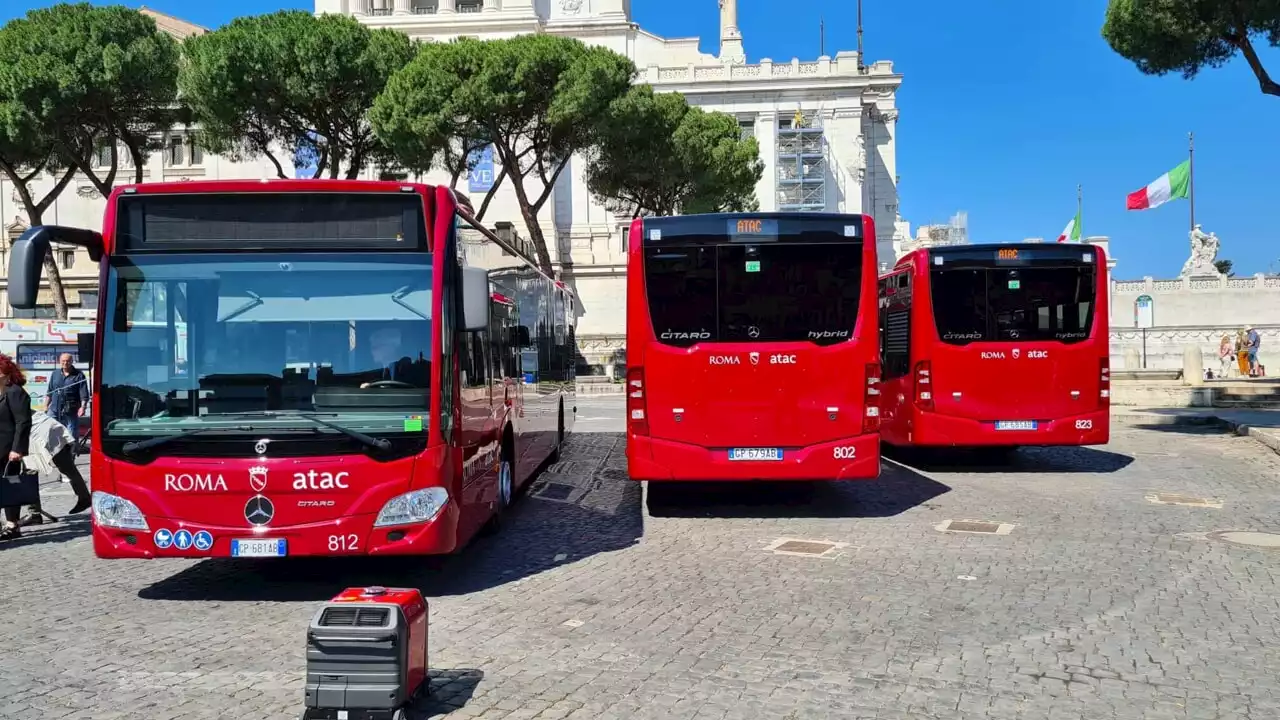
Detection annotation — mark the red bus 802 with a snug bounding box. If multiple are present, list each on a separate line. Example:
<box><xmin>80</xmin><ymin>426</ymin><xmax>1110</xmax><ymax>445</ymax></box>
<box><xmin>625</xmin><ymin>213</ymin><xmax>882</xmax><ymax>483</ymax></box>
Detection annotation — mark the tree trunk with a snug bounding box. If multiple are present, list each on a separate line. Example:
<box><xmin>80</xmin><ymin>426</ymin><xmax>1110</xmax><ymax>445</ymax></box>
<box><xmin>1</xmin><ymin>165</ymin><xmax>74</xmax><ymax>320</ymax></box>
<box><xmin>507</xmin><ymin>176</ymin><xmax>555</xmax><ymax>275</ymax></box>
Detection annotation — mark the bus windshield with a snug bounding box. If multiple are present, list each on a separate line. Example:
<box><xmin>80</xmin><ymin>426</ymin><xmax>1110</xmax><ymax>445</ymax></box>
<box><xmin>99</xmin><ymin>251</ymin><xmax>433</xmax><ymax>439</ymax></box>
<box><xmin>930</xmin><ymin>263</ymin><xmax>1097</xmax><ymax>345</ymax></box>
<box><xmin>644</xmin><ymin>238</ymin><xmax>862</xmax><ymax>347</ymax></box>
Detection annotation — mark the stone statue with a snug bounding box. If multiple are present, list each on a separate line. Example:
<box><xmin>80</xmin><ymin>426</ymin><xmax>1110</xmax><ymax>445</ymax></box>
<box><xmin>1179</xmin><ymin>223</ymin><xmax>1223</xmax><ymax>278</ymax></box>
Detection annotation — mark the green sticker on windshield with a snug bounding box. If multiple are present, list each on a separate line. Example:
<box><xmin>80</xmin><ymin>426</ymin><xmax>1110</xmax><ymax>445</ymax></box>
<box><xmin>745</xmin><ymin>260</ymin><xmax>761</xmax><ymax>273</ymax></box>
<box><xmin>1007</xmin><ymin>279</ymin><xmax>1021</xmax><ymax>289</ymax></box>
<box><xmin>403</xmin><ymin>415</ymin><xmax>423</xmax><ymax>432</ymax></box>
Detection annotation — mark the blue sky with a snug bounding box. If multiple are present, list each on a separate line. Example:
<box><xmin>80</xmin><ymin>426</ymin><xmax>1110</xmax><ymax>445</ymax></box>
<box><xmin>4</xmin><ymin>0</ymin><xmax>1277</xmax><ymax>277</ymax></box>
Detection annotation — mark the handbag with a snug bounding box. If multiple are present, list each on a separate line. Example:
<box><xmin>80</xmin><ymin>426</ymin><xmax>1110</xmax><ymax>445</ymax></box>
<box><xmin>0</xmin><ymin>458</ymin><xmax>40</xmax><ymax>508</ymax></box>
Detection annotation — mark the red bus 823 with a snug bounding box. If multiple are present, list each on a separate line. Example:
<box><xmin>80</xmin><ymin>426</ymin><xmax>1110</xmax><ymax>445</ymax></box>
<box><xmin>625</xmin><ymin>213</ymin><xmax>882</xmax><ymax>483</ymax></box>
<box><xmin>878</xmin><ymin>242</ymin><xmax>1110</xmax><ymax>451</ymax></box>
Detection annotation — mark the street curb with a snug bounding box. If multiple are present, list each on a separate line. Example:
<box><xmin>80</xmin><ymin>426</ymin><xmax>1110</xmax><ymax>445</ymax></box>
<box><xmin>1114</xmin><ymin>411</ymin><xmax>1280</xmax><ymax>456</ymax></box>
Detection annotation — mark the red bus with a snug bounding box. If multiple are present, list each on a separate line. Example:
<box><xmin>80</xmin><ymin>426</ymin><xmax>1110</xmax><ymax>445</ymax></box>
<box><xmin>7</xmin><ymin>179</ymin><xmax>576</xmax><ymax>559</ymax></box>
<box><xmin>878</xmin><ymin>243</ymin><xmax>1109</xmax><ymax>451</ymax></box>
<box><xmin>625</xmin><ymin>213</ymin><xmax>882</xmax><ymax>482</ymax></box>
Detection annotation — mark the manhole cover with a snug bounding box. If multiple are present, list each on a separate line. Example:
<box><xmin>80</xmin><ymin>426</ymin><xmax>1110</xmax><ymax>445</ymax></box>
<box><xmin>1146</xmin><ymin>493</ymin><xmax>1223</xmax><ymax>508</ymax></box>
<box><xmin>536</xmin><ymin>483</ymin><xmax>576</xmax><ymax>501</ymax></box>
<box><xmin>764</xmin><ymin>538</ymin><xmax>850</xmax><ymax>558</ymax></box>
<box><xmin>1210</xmin><ymin>531</ymin><xmax>1280</xmax><ymax>549</ymax></box>
<box><xmin>936</xmin><ymin>519</ymin><xmax>1014</xmax><ymax>535</ymax></box>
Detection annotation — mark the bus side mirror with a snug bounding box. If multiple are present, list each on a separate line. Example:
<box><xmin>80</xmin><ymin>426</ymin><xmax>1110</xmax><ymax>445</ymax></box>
<box><xmin>77</xmin><ymin>333</ymin><xmax>95</xmax><ymax>370</ymax></box>
<box><xmin>8</xmin><ymin>226</ymin><xmax>105</xmax><ymax>309</ymax></box>
<box><xmin>461</xmin><ymin>267</ymin><xmax>489</xmax><ymax>332</ymax></box>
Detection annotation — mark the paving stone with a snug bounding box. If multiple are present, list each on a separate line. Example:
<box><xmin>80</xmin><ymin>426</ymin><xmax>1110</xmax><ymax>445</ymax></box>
<box><xmin>2</xmin><ymin>415</ymin><xmax>1279</xmax><ymax>719</ymax></box>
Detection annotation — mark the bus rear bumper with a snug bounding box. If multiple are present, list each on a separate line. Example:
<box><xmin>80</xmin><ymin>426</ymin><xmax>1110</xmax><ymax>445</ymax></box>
<box><xmin>89</xmin><ymin>504</ymin><xmax>462</xmax><ymax>560</ymax></box>
<box><xmin>627</xmin><ymin>433</ymin><xmax>880</xmax><ymax>481</ymax></box>
<box><xmin>904</xmin><ymin>409</ymin><xmax>1110</xmax><ymax>447</ymax></box>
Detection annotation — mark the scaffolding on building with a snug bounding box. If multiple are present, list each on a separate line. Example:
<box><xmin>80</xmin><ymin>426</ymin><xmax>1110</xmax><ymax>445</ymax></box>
<box><xmin>776</xmin><ymin>110</ymin><xmax>826</xmax><ymax>211</ymax></box>
<box><xmin>901</xmin><ymin>211</ymin><xmax>969</xmax><ymax>252</ymax></box>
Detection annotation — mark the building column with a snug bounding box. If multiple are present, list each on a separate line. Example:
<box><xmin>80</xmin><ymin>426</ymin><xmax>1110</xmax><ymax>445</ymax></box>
<box><xmin>394</xmin><ymin>0</ymin><xmax>411</xmax><ymax>13</ymax></box>
<box><xmin>829</xmin><ymin>106</ymin><xmax>864</xmax><ymax>215</ymax></box>
<box><xmin>755</xmin><ymin>111</ymin><xmax>778</xmax><ymax>212</ymax></box>
<box><xmin>351</xmin><ymin>0</ymin><xmax>367</xmax><ymax>13</ymax></box>
<box><xmin>483</xmin><ymin>0</ymin><xmax>500</xmax><ymax>10</ymax></box>
<box><xmin>439</xmin><ymin>0</ymin><xmax>456</xmax><ymax>12</ymax></box>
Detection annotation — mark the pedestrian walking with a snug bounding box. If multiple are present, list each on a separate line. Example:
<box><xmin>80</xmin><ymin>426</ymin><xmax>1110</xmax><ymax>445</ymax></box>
<box><xmin>46</xmin><ymin>352</ymin><xmax>88</xmax><ymax>441</ymax></box>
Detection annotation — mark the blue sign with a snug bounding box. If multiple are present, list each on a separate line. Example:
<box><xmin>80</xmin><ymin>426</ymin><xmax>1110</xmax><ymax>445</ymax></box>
<box><xmin>193</xmin><ymin>531</ymin><xmax>214</xmax><ymax>552</ymax></box>
<box><xmin>173</xmin><ymin>529</ymin><xmax>194</xmax><ymax>551</ymax></box>
<box><xmin>468</xmin><ymin>145</ymin><xmax>496</xmax><ymax>193</ymax></box>
<box><xmin>154</xmin><ymin>529</ymin><xmax>173</xmax><ymax>549</ymax></box>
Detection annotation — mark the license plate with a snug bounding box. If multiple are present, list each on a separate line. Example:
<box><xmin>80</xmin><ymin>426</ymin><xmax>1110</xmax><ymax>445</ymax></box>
<box><xmin>728</xmin><ymin>447</ymin><xmax>783</xmax><ymax>461</ymax></box>
<box><xmin>231</xmin><ymin>539</ymin><xmax>287</xmax><ymax>557</ymax></box>
<box><xmin>994</xmin><ymin>420</ymin><xmax>1038</xmax><ymax>431</ymax></box>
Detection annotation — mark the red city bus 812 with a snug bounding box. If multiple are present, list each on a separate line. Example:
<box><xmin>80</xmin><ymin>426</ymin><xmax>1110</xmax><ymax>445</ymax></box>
<box><xmin>625</xmin><ymin>213</ymin><xmax>882</xmax><ymax>482</ymax></box>
<box><xmin>878</xmin><ymin>242</ymin><xmax>1109</xmax><ymax>450</ymax></box>
<box><xmin>7</xmin><ymin>179</ymin><xmax>576</xmax><ymax>559</ymax></box>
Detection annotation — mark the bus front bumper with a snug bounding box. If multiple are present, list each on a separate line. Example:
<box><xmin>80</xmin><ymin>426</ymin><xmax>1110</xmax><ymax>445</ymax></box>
<box><xmin>89</xmin><ymin>503</ymin><xmax>461</xmax><ymax>560</ymax></box>
<box><xmin>905</xmin><ymin>409</ymin><xmax>1110</xmax><ymax>447</ymax></box>
<box><xmin>627</xmin><ymin>432</ymin><xmax>880</xmax><ymax>481</ymax></box>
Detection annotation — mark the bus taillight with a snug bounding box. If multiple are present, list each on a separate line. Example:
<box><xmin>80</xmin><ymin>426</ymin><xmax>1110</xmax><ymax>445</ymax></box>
<box><xmin>1099</xmin><ymin>357</ymin><xmax>1110</xmax><ymax>406</ymax></box>
<box><xmin>863</xmin><ymin>363</ymin><xmax>881</xmax><ymax>433</ymax></box>
<box><xmin>913</xmin><ymin>361</ymin><xmax>934</xmax><ymax>411</ymax></box>
<box><xmin>626</xmin><ymin>368</ymin><xmax>649</xmax><ymax>436</ymax></box>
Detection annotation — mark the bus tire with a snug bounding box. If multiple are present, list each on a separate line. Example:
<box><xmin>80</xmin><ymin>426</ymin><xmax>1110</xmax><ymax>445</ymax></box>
<box><xmin>483</xmin><ymin>428</ymin><xmax>515</xmax><ymax>536</ymax></box>
<box><xmin>549</xmin><ymin>401</ymin><xmax>564</xmax><ymax>464</ymax></box>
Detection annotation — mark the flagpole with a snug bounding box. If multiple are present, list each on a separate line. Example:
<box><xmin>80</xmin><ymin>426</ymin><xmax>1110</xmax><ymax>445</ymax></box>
<box><xmin>1188</xmin><ymin>131</ymin><xmax>1195</xmax><ymax>231</ymax></box>
<box><xmin>1077</xmin><ymin>183</ymin><xmax>1083</xmax><ymax>240</ymax></box>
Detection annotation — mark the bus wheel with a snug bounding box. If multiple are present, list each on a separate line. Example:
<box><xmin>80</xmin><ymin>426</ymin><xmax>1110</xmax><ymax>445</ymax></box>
<box><xmin>549</xmin><ymin>402</ymin><xmax>564</xmax><ymax>463</ymax></box>
<box><xmin>484</xmin><ymin>434</ymin><xmax>515</xmax><ymax>536</ymax></box>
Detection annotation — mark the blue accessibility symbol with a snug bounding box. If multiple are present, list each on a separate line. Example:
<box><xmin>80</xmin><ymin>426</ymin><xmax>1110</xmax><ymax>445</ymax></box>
<box><xmin>192</xmin><ymin>530</ymin><xmax>213</xmax><ymax>552</ymax></box>
<box><xmin>173</xmin><ymin>529</ymin><xmax>194</xmax><ymax>551</ymax></box>
<box><xmin>154</xmin><ymin>529</ymin><xmax>173</xmax><ymax>549</ymax></box>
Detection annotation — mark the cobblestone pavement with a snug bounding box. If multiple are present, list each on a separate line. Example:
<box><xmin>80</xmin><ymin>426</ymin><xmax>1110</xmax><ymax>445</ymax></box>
<box><xmin>3</xmin><ymin>400</ymin><xmax>1280</xmax><ymax>720</ymax></box>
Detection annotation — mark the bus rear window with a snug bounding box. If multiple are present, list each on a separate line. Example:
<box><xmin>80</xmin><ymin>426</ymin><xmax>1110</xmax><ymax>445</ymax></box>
<box><xmin>930</xmin><ymin>265</ymin><xmax>1097</xmax><ymax>345</ymax></box>
<box><xmin>644</xmin><ymin>240</ymin><xmax>863</xmax><ymax>346</ymax></box>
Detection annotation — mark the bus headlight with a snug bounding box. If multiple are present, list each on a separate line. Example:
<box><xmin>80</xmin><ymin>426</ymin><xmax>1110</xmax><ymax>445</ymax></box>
<box><xmin>92</xmin><ymin>491</ymin><xmax>149</xmax><ymax>531</ymax></box>
<box><xmin>374</xmin><ymin>487</ymin><xmax>449</xmax><ymax>528</ymax></box>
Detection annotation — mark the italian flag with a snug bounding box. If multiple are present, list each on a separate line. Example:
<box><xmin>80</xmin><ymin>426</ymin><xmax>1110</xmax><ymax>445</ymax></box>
<box><xmin>1126</xmin><ymin>159</ymin><xmax>1190</xmax><ymax>210</ymax></box>
<box><xmin>1056</xmin><ymin>210</ymin><xmax>1081</xmax><ymax>243</ymax></box>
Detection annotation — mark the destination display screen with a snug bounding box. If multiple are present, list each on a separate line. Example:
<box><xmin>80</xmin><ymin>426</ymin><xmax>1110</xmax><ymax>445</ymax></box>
<box><xmin>931</xmin><ymin>244</ymin><xmax>1096</xmax><ymax>268</ymax></box>
<box><xmin>726</xmin><ymin>217</ymin><xmax>780</xmax><ymax>240</ymax></box>
<box><xmin>115</xmin><ymin>192</ymin><xmax>428</xmax><ymax>253</ymax></box>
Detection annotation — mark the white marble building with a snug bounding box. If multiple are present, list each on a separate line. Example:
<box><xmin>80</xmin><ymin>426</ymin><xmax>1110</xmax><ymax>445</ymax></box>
<box><xmin>323</xmin><ymin>0</ymin><xmax>904</xmax><ymax>368</ymax></box>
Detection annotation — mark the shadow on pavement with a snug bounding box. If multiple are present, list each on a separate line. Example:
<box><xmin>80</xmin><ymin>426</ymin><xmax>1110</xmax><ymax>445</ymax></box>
<box><xmin>137</xmin><ymin>434</ymin><xmax>642</xmax><ymax>603</ymax></box>
<box><xmin>412</xmin><ymin>668</ymin><xmax>483</xmax><ymax>719</ymax></box>
<box><xmin>0</xmin><ymin>514</ymin><xmax>90</xmax><ymax>550</ymax></box>
<box><xmin>645</xmin><ymin>463</ymin><xmax>950</xmax><ymax>519</ymax></box>
<box><xmin>885</xmin><ymin>444</ymin><xmax>1135</xmax><ymax>474</ymax></box>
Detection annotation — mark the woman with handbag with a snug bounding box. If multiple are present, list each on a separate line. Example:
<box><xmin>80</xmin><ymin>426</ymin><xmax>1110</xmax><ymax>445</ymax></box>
<box><xmin>0</xmin><ymin>353</ymin><xmax>35</xmax><ymax>541</ymax></box>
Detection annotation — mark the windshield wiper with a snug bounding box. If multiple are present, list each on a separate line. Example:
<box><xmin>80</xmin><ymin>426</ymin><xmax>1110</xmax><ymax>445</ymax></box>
<box><xmin>228</xmin><ymin>411</ymin><xmax>392</xmax><ymax>451</ymax></box>
<box><xmin>122</xmin><ymin>425</ymin><xmax>256</xmax><ymax>455</ymax></box>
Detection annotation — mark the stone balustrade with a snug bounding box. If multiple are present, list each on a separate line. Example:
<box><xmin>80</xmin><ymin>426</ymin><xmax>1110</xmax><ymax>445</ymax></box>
<box><xmin>644</xmin><ymin>55</ymin><xmax>897</xmax><ymax>86</ymax></box>
<box><xmin>1112</xmin><ymin>274</ymin><xmax>1280</xmax><ymax>293</ymax></box>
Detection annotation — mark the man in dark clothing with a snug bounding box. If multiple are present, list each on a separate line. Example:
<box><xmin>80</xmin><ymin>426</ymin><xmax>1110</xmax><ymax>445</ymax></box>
<box><xmin>46</xmin><ymin>353</ymin><xmax>89</xmax><ymax>440</ymax></box>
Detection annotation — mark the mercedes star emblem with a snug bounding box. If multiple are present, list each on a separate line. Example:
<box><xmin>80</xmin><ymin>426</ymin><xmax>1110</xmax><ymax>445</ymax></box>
<box><xmin>747</xmin><ymin>326</ymin><xmax>761</xmax><ymax>339</ymax></box>
<box><xmin>244</xmin><ymin>495</ymin><xmax>275</xmax><ymax>526</ymax></box>
<box><xmin>255</xmin><ymin>438</ymin><xmax>270</xmax><ymax>455</ymax></box>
